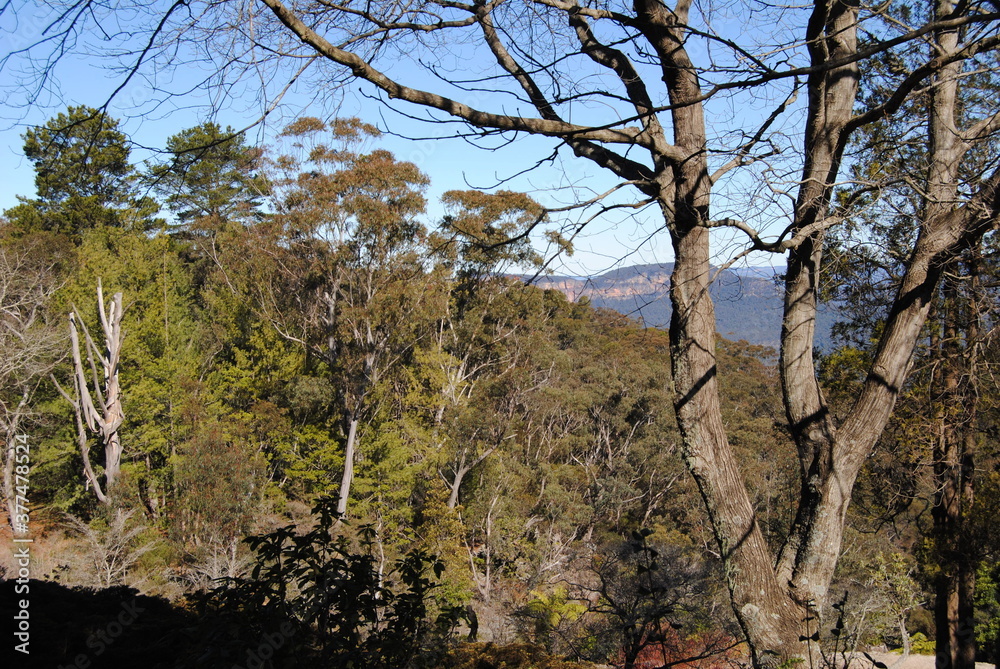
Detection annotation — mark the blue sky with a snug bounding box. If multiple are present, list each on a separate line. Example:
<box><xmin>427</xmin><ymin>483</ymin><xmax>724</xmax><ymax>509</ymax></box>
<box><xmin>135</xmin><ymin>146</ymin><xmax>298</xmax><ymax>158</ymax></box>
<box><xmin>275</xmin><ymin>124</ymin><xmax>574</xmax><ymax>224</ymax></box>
<box><xmin>0</xmin><ymin>59</ymin><xmax>672</xmax><ymax>276</ymax></box>
<box><xmin>0</xmin><ymin>1</ymin><xmax>792</xmax><ymax>276</ymax></box>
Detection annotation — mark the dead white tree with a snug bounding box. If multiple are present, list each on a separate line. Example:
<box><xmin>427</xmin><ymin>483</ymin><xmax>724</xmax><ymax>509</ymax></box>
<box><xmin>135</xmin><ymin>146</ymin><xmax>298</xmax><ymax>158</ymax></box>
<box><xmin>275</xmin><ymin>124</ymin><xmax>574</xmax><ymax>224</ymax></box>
<box><xmin>54</xmin><ymin>279</ymin><xmax>125</xmax><ymax>504</ymax></box>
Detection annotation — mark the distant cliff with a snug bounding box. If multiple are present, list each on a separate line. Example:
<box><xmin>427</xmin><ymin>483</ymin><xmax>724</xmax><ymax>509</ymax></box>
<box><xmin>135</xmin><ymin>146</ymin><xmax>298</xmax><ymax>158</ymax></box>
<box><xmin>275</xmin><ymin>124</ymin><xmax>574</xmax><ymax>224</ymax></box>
<box><xmin>526</xmin><ymin>263</ymin><xmax>837</xmax><ymax>350</ymax></box>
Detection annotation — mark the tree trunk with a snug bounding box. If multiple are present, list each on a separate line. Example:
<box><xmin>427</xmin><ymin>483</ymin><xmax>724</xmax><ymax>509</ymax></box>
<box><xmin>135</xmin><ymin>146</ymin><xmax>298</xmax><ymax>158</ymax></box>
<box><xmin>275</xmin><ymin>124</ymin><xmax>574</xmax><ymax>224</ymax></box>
<box><xmin>653</xmin><ymin>0</ymin><xmax>838</xmax><ymax>660</ymax></box>
<box><xmin>446</xmin><ymin>464</ymin><xmax>467</xmax><ymax>510</ymax></box>
<box><xmin>670</xmin><ymin>218</ymin><xmax>810</xmax><ymax>665</ymax></box>
<box><xmin>775</xmin><ymin>0</ymin><xmax>860</xmax><ymax>612</ymax></box>
<box><xmin>446</xmin><ymin>446</ymin><xmax>494</xmax><ymax>509</ymax></box>
<box><xmin>923</xmin><ymin>4</ymin><xmax>979</xmax><ymax>666</ymax></box>
<box><xmin>60</xmin><ymin>281</ymin><xmax>124</xmax><ymax>503</ymax></box>
<box><xmin>336</xmin><ymin>416</ymin><xmax>358</xmax><ymax>517</ymax></box>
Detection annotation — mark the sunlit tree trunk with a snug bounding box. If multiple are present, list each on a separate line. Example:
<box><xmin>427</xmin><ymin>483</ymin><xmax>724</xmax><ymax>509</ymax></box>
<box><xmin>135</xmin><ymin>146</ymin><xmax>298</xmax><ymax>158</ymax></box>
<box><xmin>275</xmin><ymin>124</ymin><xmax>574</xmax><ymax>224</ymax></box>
<box><xmin>54</xmin><ymin>280</ymin><xmax>125</xmax><ymax>504</ymax></box>
<box><xmin>336</xmin><ymin>416</ymin><xmax>358</xmax><ymax>517</ymax></box>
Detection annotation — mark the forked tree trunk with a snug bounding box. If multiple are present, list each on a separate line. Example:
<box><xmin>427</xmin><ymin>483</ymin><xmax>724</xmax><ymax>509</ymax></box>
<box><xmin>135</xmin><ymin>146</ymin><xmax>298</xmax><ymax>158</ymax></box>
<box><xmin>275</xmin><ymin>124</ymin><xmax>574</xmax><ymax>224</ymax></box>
<box><xmin>656</xmin><ymin>0</ymin><xmax>846</xmax><ymax>661</ymax></box>
<box><xmin>648</xmin><ymin>0</ymin><xmax>817</xmax><ymax>657</ymax></box>
<box><xmin>54</xmin><ymin>280</ymin><xmax>125</xmax><ymax>504</ymax></box>
<box><xmin>446</xmin><ymin>445</ymin><xmax>495</xmax><ymax>509</ymax></box>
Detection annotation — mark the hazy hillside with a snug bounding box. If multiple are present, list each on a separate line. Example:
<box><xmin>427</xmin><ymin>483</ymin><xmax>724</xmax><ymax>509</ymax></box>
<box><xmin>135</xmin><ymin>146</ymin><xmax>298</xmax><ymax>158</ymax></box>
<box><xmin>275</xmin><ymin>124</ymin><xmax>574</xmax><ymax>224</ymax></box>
<box><xmin>530</xmin><ymin>263</ymin><xmax>837</xmax><ymax>350</ymax></box>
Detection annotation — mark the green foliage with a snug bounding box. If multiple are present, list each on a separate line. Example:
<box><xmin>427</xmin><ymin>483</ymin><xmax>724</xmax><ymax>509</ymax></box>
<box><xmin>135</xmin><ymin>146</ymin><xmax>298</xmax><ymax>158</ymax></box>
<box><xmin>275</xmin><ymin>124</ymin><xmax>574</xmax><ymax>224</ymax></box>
<box><xmin>864</xmin><ymin>552</ymin><xmax>924</xmax><ymax>650</ymax></box>
<box><xmin>521</xmin><ymin>586</ymin><xmax>588</xmax><ymax>650</ymax></box>
<box><xmin>24</xmin><ymin>106</ymin><xmax>133</xmax><ymax>204</ymax></box>
<box><xmin>147</xmin><ymin>121</ymin><xmax>264</xmax><ymax>228</ymax></box>
<box><xmin>905</xmin><ymin>632</ymin><xmax>936</xmax><ymax>655</ymax></box>
<box><xmin>975</xmin><ymin>562</ymin><xmax>1000</xmax><ymax>662</ymax></box>
<box><xmin>173</xmin><ymin>421</ymin><xmax>268</xmax><ymax>546</ymax></box>
<box><xmin>413</xmin><ymin>487</ymin><xmax>475</xmax><ymax>605</ymax></box>
<box><xmin>6</xmin><ymin>105</ymin><xmax>156</xmax><ymax>236</ymax></box>
<box><xmin>439</xmin><ymin>189</ymin><xmax>544</xmax><ymax>282</ymax></box>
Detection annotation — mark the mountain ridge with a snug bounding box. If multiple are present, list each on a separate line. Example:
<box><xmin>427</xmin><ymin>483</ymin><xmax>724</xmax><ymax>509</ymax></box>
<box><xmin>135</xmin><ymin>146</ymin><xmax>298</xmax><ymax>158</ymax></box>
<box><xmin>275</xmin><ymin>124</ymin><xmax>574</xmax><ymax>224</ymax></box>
<box><xmin>525</xmin><ymin>263</ymin><xmax>835</xmax><ymax>350</ymax></box>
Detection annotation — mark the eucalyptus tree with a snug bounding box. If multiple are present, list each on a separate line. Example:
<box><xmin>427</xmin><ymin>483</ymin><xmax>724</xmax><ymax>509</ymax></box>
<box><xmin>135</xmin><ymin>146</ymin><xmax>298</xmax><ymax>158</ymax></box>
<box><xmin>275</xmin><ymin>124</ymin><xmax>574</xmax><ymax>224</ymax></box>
<box><xmin>226</xmin><ymin>118</ymin><xmax>443</xmax><ymax>518</ymax></box>
<box><xmin>424</xmin><ymin>189</ymin><xmax>546</xmax><ymax>509</ymax></box>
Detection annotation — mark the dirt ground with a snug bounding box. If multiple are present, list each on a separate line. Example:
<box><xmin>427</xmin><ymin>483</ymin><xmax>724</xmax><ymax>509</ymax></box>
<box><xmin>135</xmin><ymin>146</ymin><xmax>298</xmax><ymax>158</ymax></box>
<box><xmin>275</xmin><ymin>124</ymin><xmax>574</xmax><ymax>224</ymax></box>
<box><xmin>862</xmin><ymin>652</ymin><xmax>995</xmax><ymax>669</ymax></box>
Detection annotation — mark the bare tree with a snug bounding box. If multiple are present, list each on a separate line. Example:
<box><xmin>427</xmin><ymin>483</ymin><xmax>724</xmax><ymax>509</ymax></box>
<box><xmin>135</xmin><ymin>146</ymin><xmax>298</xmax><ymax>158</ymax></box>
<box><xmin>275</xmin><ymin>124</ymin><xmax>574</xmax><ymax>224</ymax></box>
<box><xmin>65</xmin><ymin>509</ymin><xmax>156</xmax><ymax>588</ymax></box>
<box><xmin>5</xmin><ymin>0</ymin><xmax>1000</xmax><ymax>664</ymax></box>
<box><xmin>54</xmin><ymin>280</ymin><xmax>125</xmax><ymax>504</ymax></box>
<box><xmin>0</xmin><ymin>240</ymin><xmax>61</xmax><ymax>533</ymax></box>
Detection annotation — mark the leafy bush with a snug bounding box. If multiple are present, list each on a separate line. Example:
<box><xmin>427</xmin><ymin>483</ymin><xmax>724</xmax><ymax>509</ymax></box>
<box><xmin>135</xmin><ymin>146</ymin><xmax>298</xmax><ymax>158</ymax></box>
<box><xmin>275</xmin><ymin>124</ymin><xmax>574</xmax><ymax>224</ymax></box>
<box><xmin>906</xmin><ymin>632</ymin><xmax>936</xmax><ymax>655</ymax></box>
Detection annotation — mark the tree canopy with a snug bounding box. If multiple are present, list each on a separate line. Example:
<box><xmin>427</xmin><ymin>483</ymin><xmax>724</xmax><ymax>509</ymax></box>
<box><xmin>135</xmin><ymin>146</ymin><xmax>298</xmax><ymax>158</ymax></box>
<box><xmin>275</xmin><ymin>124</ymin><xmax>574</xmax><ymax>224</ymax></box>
<box><xmin>5</xmin><ymin>105</ymin><xmax>155</xmax><ymax>235</ymax></box>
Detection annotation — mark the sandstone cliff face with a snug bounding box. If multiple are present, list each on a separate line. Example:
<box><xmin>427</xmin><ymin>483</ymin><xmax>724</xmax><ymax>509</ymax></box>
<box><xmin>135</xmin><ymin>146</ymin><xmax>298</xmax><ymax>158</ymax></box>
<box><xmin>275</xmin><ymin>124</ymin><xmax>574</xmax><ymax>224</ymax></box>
<box><xmin>532</xmin><ymin>264</ymin><xmax>672</xmax><ymax>302</ymax></box>
<box><xmin>525</xmin><ymin>263</ymin><xmax>834</xmax><ymax>349</ymax></box>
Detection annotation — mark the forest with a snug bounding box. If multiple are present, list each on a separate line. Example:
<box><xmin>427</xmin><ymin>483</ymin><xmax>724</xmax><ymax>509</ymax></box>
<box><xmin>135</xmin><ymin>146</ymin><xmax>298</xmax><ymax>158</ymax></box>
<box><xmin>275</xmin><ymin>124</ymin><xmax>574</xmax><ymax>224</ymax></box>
<box><xmin>1</xmin><ymin>0</ymin><xmax>1000</xmax><ymax>668</ymax></box>
<box><xmin>0</xmin><ymin>104</ymin><xmax>996</xmax><ymax>669</ymax></box>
